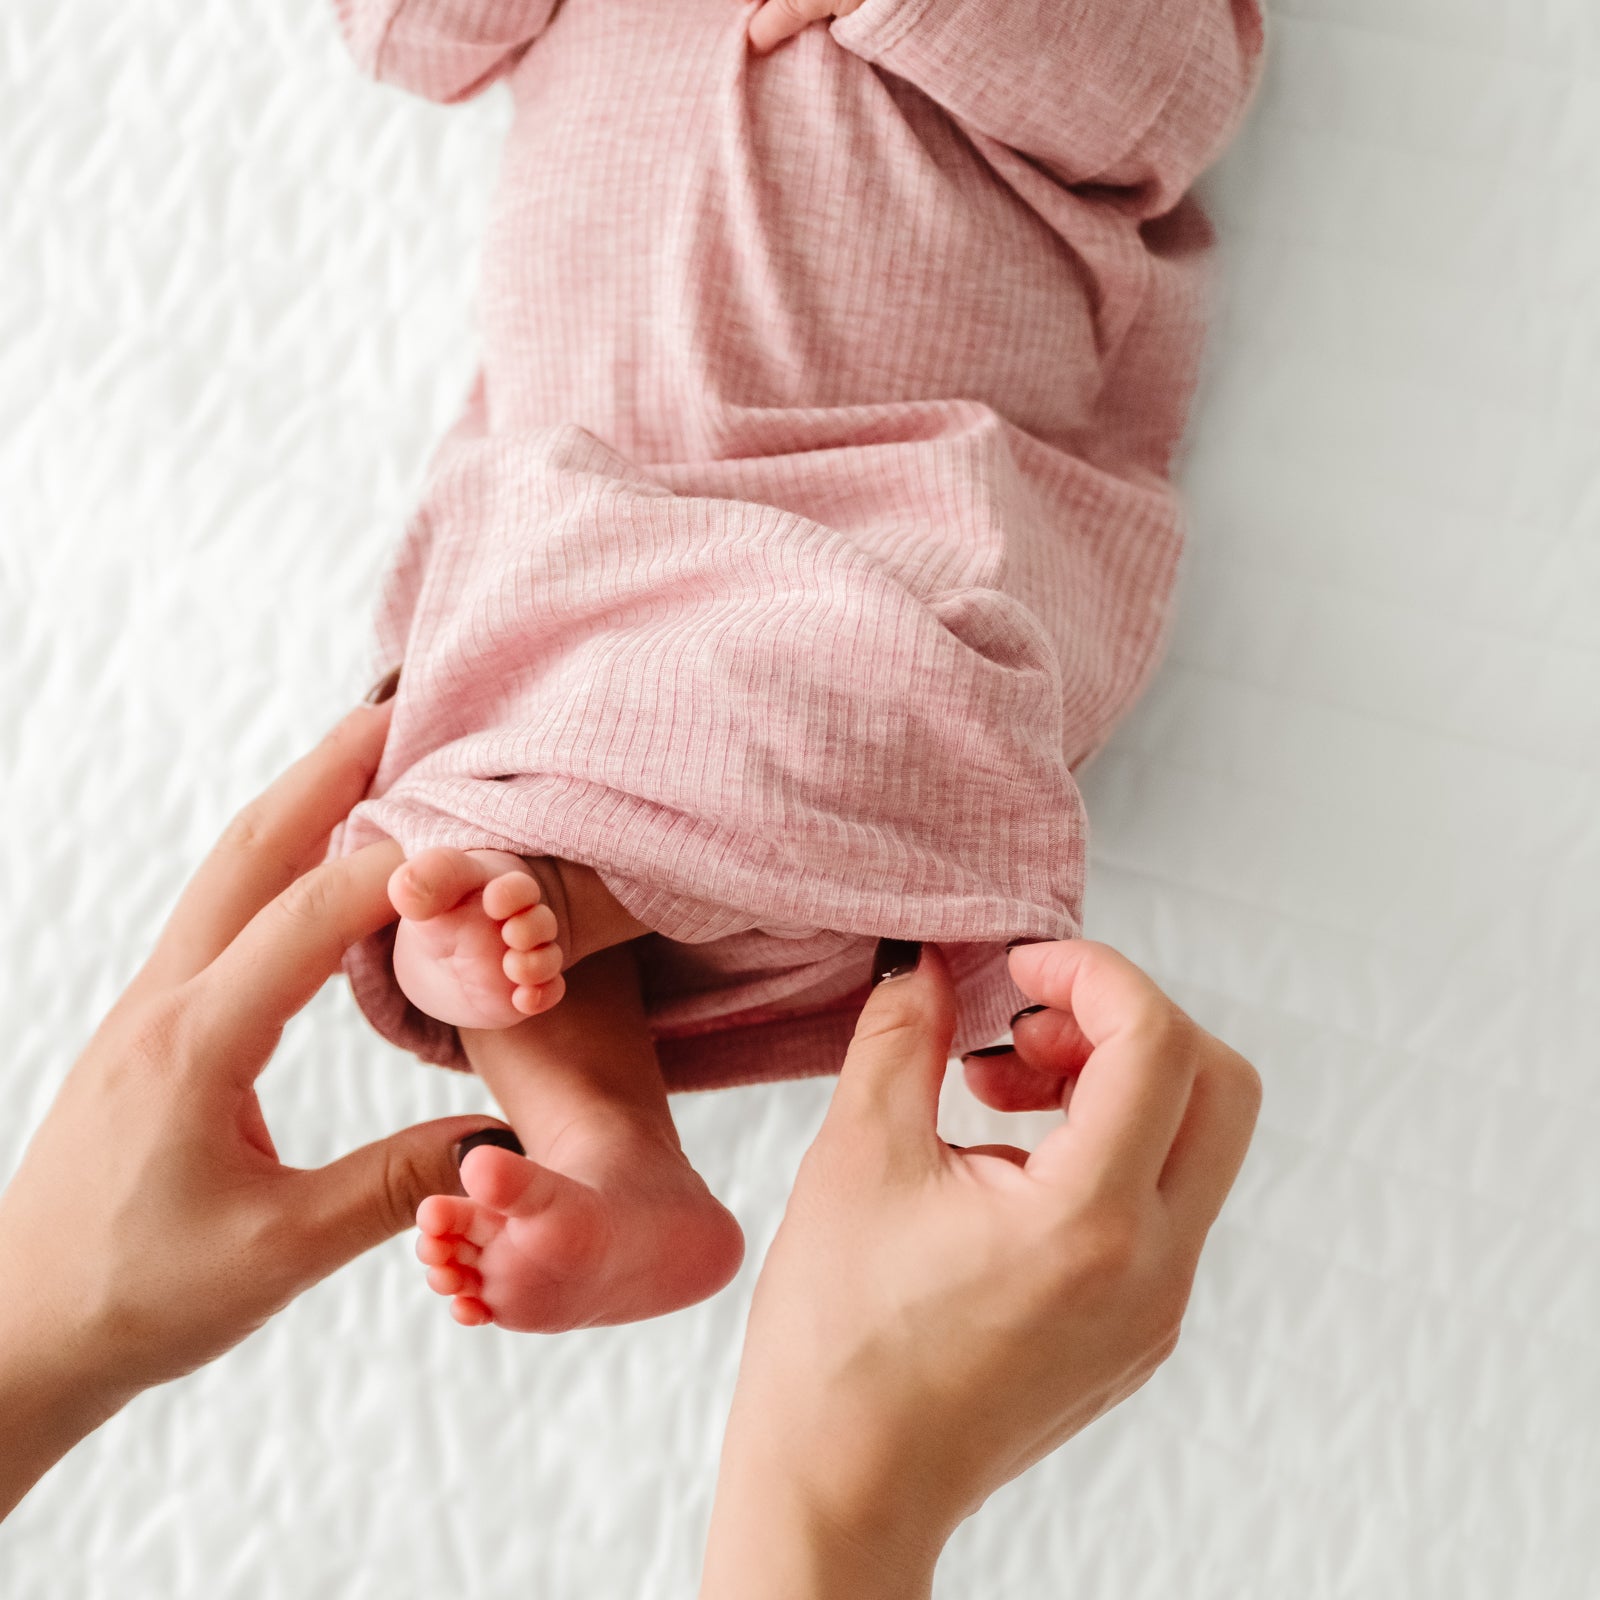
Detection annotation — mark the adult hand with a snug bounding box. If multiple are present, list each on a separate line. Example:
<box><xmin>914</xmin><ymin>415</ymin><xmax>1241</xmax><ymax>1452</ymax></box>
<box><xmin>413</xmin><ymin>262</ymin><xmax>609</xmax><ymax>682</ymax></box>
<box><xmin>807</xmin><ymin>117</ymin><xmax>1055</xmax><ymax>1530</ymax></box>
<box><xmin>701</xmin><ymin>939</ymin><xmax>1261</xmax><ymax>1599</ymax></box>
<box><xmin>744</xmin><ymin>0</ymin><xmax>865</xmax><ymax>56</ymax></box>
<box><xmin>0</xmin><ymin>698</ymin><xmax>509</xmax><ymax>1521</ymax></box>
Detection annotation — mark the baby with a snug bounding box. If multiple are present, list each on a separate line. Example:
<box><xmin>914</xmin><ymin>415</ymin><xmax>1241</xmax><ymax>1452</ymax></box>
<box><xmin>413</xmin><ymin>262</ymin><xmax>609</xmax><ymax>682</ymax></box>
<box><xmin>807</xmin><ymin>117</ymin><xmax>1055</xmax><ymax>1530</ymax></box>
<box><xmin>329</xmin><ymin>0</ymin><xmax>1263</xmax><ymax>1331</ymax></box>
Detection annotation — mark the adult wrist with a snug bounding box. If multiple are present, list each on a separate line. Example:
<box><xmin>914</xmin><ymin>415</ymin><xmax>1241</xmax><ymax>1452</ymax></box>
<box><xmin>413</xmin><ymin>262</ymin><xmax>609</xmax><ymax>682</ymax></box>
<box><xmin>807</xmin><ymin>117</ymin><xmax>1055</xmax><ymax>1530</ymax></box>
<box><xmin>0</xmin><ymin>1257</ymin><xmax>133</xmax><ymax>1519</ymax></box>
<box><xmin>701</xmin><ymin>1439</ymin><xmax>945</xmax><ymax>1600</ymax></box>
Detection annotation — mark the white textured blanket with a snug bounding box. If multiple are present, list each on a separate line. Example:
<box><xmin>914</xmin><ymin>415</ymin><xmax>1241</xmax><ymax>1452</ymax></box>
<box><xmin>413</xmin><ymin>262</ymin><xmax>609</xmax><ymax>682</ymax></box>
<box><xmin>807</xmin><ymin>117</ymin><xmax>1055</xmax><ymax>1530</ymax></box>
<box><xmin>3</xmin><ymin>1</ymin><xmax>1596</xmax><ymax>1594</ymax></box>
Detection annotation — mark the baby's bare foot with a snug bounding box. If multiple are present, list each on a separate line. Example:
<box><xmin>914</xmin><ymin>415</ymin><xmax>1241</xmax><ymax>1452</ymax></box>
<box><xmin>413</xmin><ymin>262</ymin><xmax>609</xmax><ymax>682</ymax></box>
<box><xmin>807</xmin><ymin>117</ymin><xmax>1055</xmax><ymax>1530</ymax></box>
<box><xmin>388</xmin><ymin>847</ymin><xmax>649</xmax><ymax>1031</ymax></box>
<box><xmin>414</xmin><ymin>1123</ymin><xmax>744</xmax><ymax>1330</ymax></box>
<box><xmin>388</xmin><ymin>848</ymin><xmax>564</xmax><ymax>1029</ymax></box>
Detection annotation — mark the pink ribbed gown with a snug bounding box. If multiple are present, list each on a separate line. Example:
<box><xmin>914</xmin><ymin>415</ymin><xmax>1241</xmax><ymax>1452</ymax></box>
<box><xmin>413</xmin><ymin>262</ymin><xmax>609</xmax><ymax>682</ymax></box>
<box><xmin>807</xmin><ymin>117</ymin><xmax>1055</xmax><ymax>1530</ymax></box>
<box><xmin>329</xmin><ymin>0</ymin><xmax>1263</xmax><ymax>1087</ymax></box>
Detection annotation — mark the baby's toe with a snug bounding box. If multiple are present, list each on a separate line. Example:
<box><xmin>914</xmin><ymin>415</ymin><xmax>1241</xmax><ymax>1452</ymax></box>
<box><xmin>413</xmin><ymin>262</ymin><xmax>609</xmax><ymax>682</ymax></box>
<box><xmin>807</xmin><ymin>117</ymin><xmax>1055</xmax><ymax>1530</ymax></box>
<box><xmin>417</xmin><ymin>1193</ymin><xmax>471</xmax><ymax>1237</ymax></box>
<box><xmin>503</xmin><ymin>945</ymin><xmax>563</xmax><ymax>988</ymax></box>
<box><xmin>513</xmin><ymin>973</ymin><xmax>566</xmax><ymax>1015</ymax></box>
<box><xmin>451</xmin><ymin>1296</ymin><xmax>493</xmax><ymax>1327</ymax></box>
<box><xmin>415</xmin><ymin>1232</ymin><xmax>456</xmax><ymax>1267</ymax></box>
<box><xmin>502</xmin><ymin>902</ymin><xmax>559</xmax><ymax>952</ymax></box>
<box><xmin>389</xmin><ymin>847</ymin><xmax>483</xmax><ymax>920</ymax></box>
<box><xmin>416</xmin><ymin>1234</ymin><xmax>483</xmax><ymax>1269</ymax></box>
<box><xmin>483</xmin><ymin>870</ymin><xmax>543</xmax><ymax>921</ymax></box>
<box><xmin>458</xmin><ymin>1143</ymin><xmax>578</xmax><ymax>1218</ymax></box>
<box><xmin>427</xmin><ymin>1262</ymin><xmax>482</xmax><ymax>1298</ymax></box>
<box><xmin>417</xmin><ymin>1193</ymin><xmax>498</xmax><ymax>1248</ymax></box>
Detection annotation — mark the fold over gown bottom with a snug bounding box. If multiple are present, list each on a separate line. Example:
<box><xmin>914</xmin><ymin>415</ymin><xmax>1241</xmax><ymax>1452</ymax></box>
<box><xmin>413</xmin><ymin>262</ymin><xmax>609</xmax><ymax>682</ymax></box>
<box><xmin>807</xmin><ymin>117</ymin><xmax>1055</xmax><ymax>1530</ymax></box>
<box><xmin>335</xmin><ymin>388</ymin><xmax>1181</xmax><ymax>1089</ymax></box>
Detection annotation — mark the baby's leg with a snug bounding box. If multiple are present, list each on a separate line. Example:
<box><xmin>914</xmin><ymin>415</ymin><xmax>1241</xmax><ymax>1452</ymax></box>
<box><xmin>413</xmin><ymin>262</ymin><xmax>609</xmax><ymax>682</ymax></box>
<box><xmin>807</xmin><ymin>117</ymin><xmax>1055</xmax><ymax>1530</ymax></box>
<box><xmin>414</xmin><ymin>942</ymin><xmax>744</xmax><ymax>1331</ymax></box>
<box><xmin>388</xmin><ymin>846</ymin><xmax>649</xmax><ymax>1029</ymax></box>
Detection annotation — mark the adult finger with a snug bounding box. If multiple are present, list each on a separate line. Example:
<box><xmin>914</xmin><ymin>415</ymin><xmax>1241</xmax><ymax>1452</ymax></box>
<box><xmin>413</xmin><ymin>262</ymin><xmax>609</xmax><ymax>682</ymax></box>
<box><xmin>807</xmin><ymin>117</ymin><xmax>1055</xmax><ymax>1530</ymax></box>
<box><xmin>1010</xmin><ymin>1003</ymin><xmax>1094</xmax><ymax>1078</ymax></box>
<box><xmin>1006</xmin><ymin>940</ymin><xmax>1173</xmax><ymax>1052</ymax></box>
<box><xmin>961</xmin><ymin>1003</ymin><xmax>1091</xmax><ymax>1111</ymax></box>
<box><xmin>1158</xmin><ymin>1042</ymin><xmax>1262</xmax><ymax>1237</ymax></box>
<box><xmin>825</xmin><ymin>941</ymin><xmax>957</xmax><ymax>1156</ymax></box>
<box><xmin>132</xmin><ymin>702</ymin><xmax>392</xmax><ymax>998</ymax></box>
<box><xmin>962</xmin><ymin>1050</ymin><xmax>1067</xmax><ymax>1113</ymax></box>
<box><xmin>279</xmin><ymin>1116</ymin><xmax>515</xmax><ymax>1287</ymax></box>
<box><xmin>1014</xmin><ymin>943</ymin><xmax>1201</xmax><ymax>1198</ymax></box>
<box><xmin>187</xmin><ymin>837</ymin><xmax>405</xmax><ymax>1073</ymax></box>
<box><xmin>747</xmin><ymin>0</ymin><xmax>830</xmax><ymax>54</ymax></box>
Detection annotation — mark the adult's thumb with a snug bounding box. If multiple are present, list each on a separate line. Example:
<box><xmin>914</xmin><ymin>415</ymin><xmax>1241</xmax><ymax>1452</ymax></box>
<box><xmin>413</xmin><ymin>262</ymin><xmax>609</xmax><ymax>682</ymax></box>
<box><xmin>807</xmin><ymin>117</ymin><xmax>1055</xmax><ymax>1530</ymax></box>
<box><xmin>827</xmin><ymin>940</ymin><xmax>958</xmax><ymax>1151</ymax></box>
<box><xmin>288</xmin><ymin>1114</ymin><xmax>515</xmax><ymax>1285</ymax></box>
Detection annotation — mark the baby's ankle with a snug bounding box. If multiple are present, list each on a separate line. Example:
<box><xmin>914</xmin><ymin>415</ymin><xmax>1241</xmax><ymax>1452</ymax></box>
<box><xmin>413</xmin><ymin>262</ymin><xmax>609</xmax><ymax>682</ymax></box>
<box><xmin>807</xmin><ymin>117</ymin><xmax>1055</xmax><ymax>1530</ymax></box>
<box><xmin>528</xmin><ymin>1099</ymin><xmax>680</xmax><ymax>1168</ymax></box>
<box><xmin>531</xmin><ymin>856</ymin><xmax>650</xmax><ymax>963</ymax></box>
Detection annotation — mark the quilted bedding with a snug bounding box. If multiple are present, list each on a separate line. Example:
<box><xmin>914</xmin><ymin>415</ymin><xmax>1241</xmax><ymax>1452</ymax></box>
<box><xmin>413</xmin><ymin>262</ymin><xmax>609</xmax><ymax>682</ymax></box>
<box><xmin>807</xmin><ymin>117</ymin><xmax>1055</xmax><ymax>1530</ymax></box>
<box><xmin>2</xmin><ymin>0</ymin><xmax>1597</xmax><ymax>1594</ymax></box>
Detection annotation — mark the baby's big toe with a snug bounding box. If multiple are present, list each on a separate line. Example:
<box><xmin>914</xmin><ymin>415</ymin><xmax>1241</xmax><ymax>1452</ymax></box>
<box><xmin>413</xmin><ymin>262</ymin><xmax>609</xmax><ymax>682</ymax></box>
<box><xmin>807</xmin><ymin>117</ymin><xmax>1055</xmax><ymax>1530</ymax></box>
<box><xmin>389</xmin><ymin>847</ymin><xmax>481</xmax><ymax>920</ymax></box>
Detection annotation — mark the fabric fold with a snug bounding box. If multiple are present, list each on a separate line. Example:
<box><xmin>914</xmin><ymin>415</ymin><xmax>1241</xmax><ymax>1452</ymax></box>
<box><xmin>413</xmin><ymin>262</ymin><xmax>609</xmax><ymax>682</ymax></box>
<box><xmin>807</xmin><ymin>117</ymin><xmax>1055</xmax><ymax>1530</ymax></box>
<box><xmin>831</xmin><ymin>0</ymin><xmax>1263</xmax><ymax>210</ymax></box>
<box><xmin>335</xmin><ymin>405</ymin><xmax>1172</xmax><ymax>1085</ymax></box>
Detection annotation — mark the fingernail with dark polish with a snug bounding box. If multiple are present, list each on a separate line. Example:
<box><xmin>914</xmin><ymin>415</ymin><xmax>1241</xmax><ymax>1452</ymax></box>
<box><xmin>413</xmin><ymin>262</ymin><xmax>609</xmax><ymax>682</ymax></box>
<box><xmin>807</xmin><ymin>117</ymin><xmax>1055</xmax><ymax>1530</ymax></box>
<box><xmin>453</xmin><ymin>1127</ymin><xmax>524</xmax><ymax>1169</ymax></box>
<box><xmin>962</xmin><ymin>1043</ymin><xmax>1017</xmax><ymax>1060</ymax></box>
<box><xmin>870</xmin><ymin>937</ymin><xmax>923</xmax><ymax>987</ymax></box>
<box><xmin>363</xmin><ymin>665</ymin><xmax>401</xmax><ymax>705</ymax></box>
<box><xmin>1009</xmin><ymin>1004</ymin><xmax>1048</xmax><ymax>1028</ymax></box>
<box><xmin>1005</xmin><ymin>936</ymin><xmax>1050</xmax><ymax>952</ymax></box>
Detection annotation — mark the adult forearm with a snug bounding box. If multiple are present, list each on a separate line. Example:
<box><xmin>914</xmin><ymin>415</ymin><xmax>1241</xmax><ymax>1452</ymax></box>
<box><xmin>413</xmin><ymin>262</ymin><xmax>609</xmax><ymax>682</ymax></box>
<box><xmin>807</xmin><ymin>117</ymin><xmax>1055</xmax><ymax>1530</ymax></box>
<box><xmin>0</xmin><ymin>1313</ymin><xmax>128</xmax><ymax>1522</ymax></box>
<box><xmin>700</xmin><ymin>1463</ymin><xmax>941</xmax><ymax>1600</ymax></box>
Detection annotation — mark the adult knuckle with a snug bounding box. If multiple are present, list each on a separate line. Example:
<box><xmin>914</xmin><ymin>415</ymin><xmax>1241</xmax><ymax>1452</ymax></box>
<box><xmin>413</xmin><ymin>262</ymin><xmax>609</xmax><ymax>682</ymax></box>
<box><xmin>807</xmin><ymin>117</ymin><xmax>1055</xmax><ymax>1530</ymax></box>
<box><xmin>142</xmin><ymin>995</ymin><xmax>192</xmax><ymax>1063</ymax></box>
<box><xmin>1076</xmin><ymin>940</ymin><xmax>1134</xmax><ymax>998</ymax></box>
<box><xmin>128</xmin><ymin>989</ymin><xmax>184</xmax><ymax>1049</ymax></box>
<box><xmin>219</xmin><ymin>800</ymin><xmax>271</xmax><ymax>859</ymax></box>
<box><xmin>1032</xmin><ymin>937</ymin><xmax>1084</xmax><ymax>999</ymax></box>
<box><xmin>278</xmin><ymin>868</ymin><xmax>338</xmax><ymax>932</ymax></box>
<box><xmin>377</xmin><ymin>1143</ymin><xmax>428</xmax><ymax>1236</ymax></box>
<box><xmin>1225</xmin><ymin>1048</ymin><xmax>1265</xmax><ymax>1117</ymax></box>
<box><xmin>1125</xmin><ymin>1000</ymin><xmax>1184</xmax><ymax>1055</ymax></box>
<box><xmin>853</xmin><ymin>988</ymin><xmax>933</xmax><ymax>1051</ymax></box>
<box><xmin>853</xmin><ymin>1015</ymin><xmax>927</xmax><ymax>1062</ymax></box>
<box><xmin>1070</xmin><ymin>1208</ymin><xmax>1143</xmax><ymax>1289</ymax></box>
<box><xmin>1131</xmin><ymin>1009</ymin><xmax>1202</xmax><ymax>1088</ymax></box>
<box><xmin>107</xmin><ymin>991</ymin><xmax>196</xmax><ymax>1090</ymax></box>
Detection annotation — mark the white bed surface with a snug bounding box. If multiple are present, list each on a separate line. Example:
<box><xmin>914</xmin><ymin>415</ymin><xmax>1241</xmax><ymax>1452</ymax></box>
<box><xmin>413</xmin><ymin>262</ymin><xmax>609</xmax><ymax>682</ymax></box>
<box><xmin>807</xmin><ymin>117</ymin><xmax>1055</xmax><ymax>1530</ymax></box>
<box><xmin>2</xmin><ymin>0</ymin><xmax>1597</xmax><ymax>1594</ymax></box>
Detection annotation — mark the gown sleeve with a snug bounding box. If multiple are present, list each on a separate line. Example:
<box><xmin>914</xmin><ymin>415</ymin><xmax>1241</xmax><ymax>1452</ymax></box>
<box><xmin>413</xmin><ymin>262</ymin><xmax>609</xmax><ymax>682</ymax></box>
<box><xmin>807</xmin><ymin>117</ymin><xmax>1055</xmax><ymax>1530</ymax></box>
<box><xmin>330</xmin><ymin>0</ymin><xmax>561</xmax><ymax>104</ymax></box>
<box><xmin>830</xmin><ymin>0</ymin><xmax>1264</xmax><ymax>214</ymax></box>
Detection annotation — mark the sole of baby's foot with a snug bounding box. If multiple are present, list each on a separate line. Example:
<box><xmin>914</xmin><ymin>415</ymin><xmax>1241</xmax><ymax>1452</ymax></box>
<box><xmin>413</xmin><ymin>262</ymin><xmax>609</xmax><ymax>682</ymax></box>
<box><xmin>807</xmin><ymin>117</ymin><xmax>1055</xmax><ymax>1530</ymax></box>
<box><xmin>414</xmin><ymin>1127</ymin><xmax>744</xmax><ymax>1331</ymax></box>
<box><xmin>388</xmin><ymin>847</ymin><xmax>567</xmax><ymax>1030</ymax></box>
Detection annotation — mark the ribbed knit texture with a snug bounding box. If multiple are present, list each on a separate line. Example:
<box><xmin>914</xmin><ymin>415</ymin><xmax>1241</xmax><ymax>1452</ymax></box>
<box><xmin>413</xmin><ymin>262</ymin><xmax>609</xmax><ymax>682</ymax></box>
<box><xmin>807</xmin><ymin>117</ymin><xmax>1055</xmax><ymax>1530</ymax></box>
<box><xmin>329</xmin><ymin>0</ymin><xmax>1263</xmax><ymax>1087</ymax></box>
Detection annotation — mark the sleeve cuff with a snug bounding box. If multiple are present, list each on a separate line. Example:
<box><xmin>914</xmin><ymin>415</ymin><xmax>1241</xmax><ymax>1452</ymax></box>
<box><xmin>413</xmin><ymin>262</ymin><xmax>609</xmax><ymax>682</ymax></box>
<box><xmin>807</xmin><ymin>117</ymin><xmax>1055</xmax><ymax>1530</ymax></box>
<box><xmin>831</xmin><ymin>0</ymin><xmax>1236</xmax><ymax>187</ymax></box>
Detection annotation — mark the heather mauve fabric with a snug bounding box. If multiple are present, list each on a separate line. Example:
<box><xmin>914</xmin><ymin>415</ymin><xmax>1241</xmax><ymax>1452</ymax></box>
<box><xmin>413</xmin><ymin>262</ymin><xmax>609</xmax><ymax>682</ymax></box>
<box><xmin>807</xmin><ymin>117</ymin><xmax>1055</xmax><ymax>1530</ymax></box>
<box><xmin>329</xmin><ymin>0</ymin><xmax>1263</xmax><ymax>1088</ymax></box>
